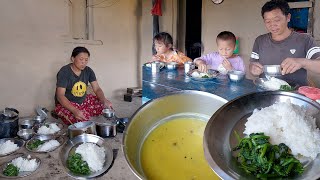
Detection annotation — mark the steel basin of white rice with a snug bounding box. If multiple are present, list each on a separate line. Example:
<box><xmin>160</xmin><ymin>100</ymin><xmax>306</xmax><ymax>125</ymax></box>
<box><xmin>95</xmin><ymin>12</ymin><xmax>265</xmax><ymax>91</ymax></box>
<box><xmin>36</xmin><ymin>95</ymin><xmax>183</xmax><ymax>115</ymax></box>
<box><xmin>244</xmin><ymin>100</ymin><xmax>320</xmax><ymax>159</ymax></box>
<box><xmin>0</xmin><ymin>140</ymin><xmax>19</xmax><ymax>155</ymax></box>
<box><xmin>75</xmin><ymin>143</ymin><xmax>105</xmax><ymax>172</ymax></box>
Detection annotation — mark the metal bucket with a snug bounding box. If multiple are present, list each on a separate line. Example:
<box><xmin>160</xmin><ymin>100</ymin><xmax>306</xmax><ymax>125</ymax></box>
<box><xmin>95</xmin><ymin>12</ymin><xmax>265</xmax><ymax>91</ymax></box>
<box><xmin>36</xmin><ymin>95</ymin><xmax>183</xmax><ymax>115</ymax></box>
<box><xmin>122</xmin><ymin>90</ymin><xmax>228</xmax><ymax>179</ymax></box>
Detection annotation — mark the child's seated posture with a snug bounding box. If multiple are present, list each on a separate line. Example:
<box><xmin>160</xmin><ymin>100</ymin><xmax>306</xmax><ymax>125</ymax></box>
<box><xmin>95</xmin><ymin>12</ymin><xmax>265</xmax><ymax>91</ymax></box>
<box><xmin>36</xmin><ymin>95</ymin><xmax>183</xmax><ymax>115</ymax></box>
<box><xmin>194</xmin><ymin>31</ymin><xmax>245</xmax><ymax>74</ymax></box>
<box><xmin>153</xmin><ymin>32</ymin><xmax>191</xmax><ymax>65</ymax></box>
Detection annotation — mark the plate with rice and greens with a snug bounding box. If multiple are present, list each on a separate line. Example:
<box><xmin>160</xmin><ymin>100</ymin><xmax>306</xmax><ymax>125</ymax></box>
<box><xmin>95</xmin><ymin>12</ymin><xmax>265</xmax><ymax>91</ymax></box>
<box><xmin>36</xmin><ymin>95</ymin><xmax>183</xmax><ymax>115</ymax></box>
<box><xmin>0</xmin><ymin>138</ymin><xmax>24</xmax><ymax>157</ymax></box>
<box><xmin>59</xmin><ymin>134</ymin><xmax>113</xmax><ymax>179</ymax></box>
<box><xmin>254</xmin><ymin>77</ymin><xmax>297</xmax><ymax>91</ymax></box>
<box><xmin>33</xmin><ymin>122</ymin><xmax>64</xmax><ymax>136</ymax></box>
<box><xmin>187</xmin><ymin>69</ymin><xmax>220</xmax><ymax>81</ymax></box>
<box><xmin>0</xmin><ymin>154</ymin><xmax>40</xmax><ymax>178</ymax></box>
<box><xmin>26</xmin><ymin>135</ymin><xmax>65</xmax><ymax>153</ymax></box>
<box><xmin>204</xmin><ymin>91</ymin><xmax>320</xmax><ymax>180</ymax></box>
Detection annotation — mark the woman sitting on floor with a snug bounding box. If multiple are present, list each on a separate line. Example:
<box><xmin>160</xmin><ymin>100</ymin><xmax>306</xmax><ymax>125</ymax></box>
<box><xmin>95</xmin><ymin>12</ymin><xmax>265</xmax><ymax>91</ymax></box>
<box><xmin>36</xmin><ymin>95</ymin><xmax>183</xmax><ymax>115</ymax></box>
<box><xmin>54</xmin><ymin>46</ymin><xmax>112</xmax><ymax>125</ymax></box>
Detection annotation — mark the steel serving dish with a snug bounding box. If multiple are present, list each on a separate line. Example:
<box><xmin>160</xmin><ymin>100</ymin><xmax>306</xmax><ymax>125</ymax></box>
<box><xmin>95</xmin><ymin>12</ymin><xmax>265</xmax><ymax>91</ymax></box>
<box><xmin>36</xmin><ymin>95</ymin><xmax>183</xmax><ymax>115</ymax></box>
<box><xmin>203</xmin><ymin>91</ymin><xmax>320</xmax><ymax>180</ymax></box>
<box><xmin>123</xmin><ymin>90</ymin><xmax>228</xmax><ymax>179</ymax></box>
<box><xmin>263</xmin><ymin>65</ymin><xmax>282</xmax><ymax>76</ymax></box>
<box><xmin>17</xmin><ymin>129</ymin><xmax>34</xmax><ymax>141</ymax></box>
<box><xmin>102</xmin><ymin>108</ymin><xmax>115</xmax><ymax>118</ymax></box>
<box><xmin>0</xmin><ymin>153</ymin><xmax>41</xmax><ymax>178</ymax></box>
<box><xmin>26</xmin><ymin>134</ymin><xmax>66</xmax><ymax>153</ymax></box>
<box><xmin>165</xmin><ymin>62</ymin><xmax>178</xmax><ymax>70</ymax></box>
<box><xmin>228</xmin><ymin>70</ymin><xmax>245</xmax><ymax>82</ymax></box>
<box><xmin>68</xmin><ymin>121</ymin><xmax>96</xmax><ymax>139</ymax></box>
<box><xmin>59</xmin><ymin>134</ymin><xmax>114</xmax><ymax>179</ymax></box>
<box><xmin>33</xmin><ymin>115</ymin><xmax>46</xmax><ymax>124</ymax></box>
<box><xmin>0</xmin><ymin>138</ymin><xmax>24</xmax><ymax>157</ymax></box>
<box><xmin>18</xmin><ymin>117</ymin><xmax>35</xmax><ymax>129</ymax></box>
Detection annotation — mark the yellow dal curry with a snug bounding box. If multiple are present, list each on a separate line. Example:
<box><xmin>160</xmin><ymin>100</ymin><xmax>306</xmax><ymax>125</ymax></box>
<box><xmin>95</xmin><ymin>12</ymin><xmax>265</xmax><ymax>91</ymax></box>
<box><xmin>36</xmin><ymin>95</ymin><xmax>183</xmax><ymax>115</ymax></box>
<box><xmin>141</xmin><ymin>117</ymin><xmax>220</xmax><ymax>180</ymax></box>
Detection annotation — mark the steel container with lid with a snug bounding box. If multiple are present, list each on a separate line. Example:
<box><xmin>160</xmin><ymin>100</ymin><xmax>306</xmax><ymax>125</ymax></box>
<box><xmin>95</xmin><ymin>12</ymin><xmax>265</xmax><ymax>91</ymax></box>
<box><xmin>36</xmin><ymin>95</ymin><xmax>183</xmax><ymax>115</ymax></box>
<box><xmin>93</xmin><ymin>117</ymin><xmax>117</xmax><ymax>138</ymax></box>
<box><xmin>0</xmin><ymin>108</ymin><xmax>19</xmax><ymax>138</ymax></box>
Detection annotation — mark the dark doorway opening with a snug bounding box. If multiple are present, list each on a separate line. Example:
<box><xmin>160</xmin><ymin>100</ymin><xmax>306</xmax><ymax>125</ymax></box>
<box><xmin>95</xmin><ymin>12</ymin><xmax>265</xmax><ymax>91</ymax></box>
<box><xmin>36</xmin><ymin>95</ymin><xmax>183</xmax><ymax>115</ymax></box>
<box><xmin>185</xmin><ymin>0</ymin><xmax>202</xmax><ymax>60</ymax></box>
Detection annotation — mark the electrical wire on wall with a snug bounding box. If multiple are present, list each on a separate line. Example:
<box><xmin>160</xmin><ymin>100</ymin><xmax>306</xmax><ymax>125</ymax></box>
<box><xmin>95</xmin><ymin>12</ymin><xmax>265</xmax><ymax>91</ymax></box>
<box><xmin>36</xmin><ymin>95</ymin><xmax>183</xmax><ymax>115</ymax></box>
<box><xmin>87</xmin><ymin>0</ymin><xmax>120</xmax><ymax>8</ymax></box>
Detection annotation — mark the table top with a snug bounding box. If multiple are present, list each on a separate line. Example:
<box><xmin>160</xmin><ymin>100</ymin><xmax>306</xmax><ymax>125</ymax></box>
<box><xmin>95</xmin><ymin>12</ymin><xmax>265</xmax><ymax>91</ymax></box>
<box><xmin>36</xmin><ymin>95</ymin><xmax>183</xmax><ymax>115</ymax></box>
<box><xmin>142</xmin><ymin>66</ymin><xmax>261</xmax><ymax>101</ymax></box>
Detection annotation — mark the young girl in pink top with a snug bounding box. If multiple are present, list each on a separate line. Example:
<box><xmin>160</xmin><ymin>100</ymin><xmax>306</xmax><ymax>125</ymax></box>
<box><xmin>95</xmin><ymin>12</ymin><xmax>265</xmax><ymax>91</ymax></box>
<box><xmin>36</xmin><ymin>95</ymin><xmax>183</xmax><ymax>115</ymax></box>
<box><xmin>194</xmin><ymin>31</ymin><xmax>245</xmax><ymax>74</ymax></box>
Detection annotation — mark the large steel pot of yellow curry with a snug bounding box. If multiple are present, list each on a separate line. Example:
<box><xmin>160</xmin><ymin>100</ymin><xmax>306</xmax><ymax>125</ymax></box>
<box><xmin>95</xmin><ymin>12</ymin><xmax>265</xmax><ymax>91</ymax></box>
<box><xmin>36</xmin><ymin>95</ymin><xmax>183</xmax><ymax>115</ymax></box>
<box><xmin>123</xmin><ymin>90</ymin><xmax>227</xmax><ymax>180</ymax></box>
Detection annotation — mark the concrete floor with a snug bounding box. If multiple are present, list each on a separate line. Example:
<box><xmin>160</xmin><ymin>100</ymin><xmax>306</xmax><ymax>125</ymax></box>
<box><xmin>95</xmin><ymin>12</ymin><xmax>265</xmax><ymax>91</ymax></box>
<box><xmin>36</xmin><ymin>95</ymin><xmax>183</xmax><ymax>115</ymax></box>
<box><xmin>0</xmin><ymin>97</ymin><xmax>142</xmax><ymax>180</ymax></box>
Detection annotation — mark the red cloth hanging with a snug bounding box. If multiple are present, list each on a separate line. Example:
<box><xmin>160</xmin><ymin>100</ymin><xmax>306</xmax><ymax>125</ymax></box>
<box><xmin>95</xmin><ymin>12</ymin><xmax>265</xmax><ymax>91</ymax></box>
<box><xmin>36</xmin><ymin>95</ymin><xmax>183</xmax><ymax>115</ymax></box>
<box><xmin>151</xmin><ymin>0</ymin><xmax>162</xmax><ymax>16</ymax></box>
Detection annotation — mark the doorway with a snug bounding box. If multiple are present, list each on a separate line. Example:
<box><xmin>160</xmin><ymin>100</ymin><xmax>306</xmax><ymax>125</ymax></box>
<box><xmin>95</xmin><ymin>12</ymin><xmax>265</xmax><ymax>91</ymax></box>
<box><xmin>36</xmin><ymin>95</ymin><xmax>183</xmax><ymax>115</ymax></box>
<box><xmin>185</xmin><ymin>0</ymin><xmax>202</xmax><ymax>60</ymax></box>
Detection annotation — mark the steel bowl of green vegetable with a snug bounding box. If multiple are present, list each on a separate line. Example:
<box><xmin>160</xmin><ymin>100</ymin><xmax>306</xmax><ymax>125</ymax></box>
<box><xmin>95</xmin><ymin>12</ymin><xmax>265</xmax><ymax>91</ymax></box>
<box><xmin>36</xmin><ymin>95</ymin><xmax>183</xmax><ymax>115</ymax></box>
<box><xmin>203</xmin><ymin>91</ymin><xmax>320</xmax><ymax>180</ymax></box>
<box><xmin>59</xmin><ymin>134</ymin><xmax>114</xmax><ymax>179</ymax></box>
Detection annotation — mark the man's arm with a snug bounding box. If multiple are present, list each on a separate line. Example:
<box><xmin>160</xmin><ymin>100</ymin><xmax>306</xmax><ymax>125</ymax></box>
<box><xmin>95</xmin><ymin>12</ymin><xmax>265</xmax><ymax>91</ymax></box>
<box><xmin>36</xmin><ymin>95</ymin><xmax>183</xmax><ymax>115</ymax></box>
<box><xmin>281</xmin><ymin>57</ymin><xmax>320</xmax><ymax>74</ymax></box>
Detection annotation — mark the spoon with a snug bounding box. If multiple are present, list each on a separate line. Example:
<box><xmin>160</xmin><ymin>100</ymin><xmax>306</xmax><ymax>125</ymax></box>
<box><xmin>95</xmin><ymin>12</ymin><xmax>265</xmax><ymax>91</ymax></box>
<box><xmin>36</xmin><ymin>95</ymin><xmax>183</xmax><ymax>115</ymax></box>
<box><xmin>66</xmin><ymin>117</ymin><xmax>77</xmax><ymax>128</ymax></box>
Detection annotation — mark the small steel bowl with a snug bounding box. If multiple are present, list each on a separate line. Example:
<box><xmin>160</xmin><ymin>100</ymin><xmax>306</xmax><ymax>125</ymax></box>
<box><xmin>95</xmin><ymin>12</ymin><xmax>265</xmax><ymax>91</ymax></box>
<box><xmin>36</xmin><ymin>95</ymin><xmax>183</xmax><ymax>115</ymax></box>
<box><xmin>17</xmin><ymin>129</ymin><xmax>34</xmax><ymax>141</ymax></box>
<box><xmin>19</xmin><ymin>118</ymin><xmax>35</xmax><ymax>129</ymax></box>
<box><xmin>166</xmin><ymin>62</ymin><xmax>178</xmax><ymax>70</ymax></box>
<box><xmin>33</xmin><ymin>115</ymin><xmax>46</xmax><ymax>124</ymax></box>
<box><xmin>263</xmin><ymin>65</ymin><xmax>282</xmax><ymax>76</ymax></box>
<box><xmin>102</xmin><ymin>108</ymin><xmax>115</xmax><ymax>118</ymax></box>
<box><xmin>228</xmin><ymin>70</ymin><xmax>245</xmax><ymax>82</ymax></box>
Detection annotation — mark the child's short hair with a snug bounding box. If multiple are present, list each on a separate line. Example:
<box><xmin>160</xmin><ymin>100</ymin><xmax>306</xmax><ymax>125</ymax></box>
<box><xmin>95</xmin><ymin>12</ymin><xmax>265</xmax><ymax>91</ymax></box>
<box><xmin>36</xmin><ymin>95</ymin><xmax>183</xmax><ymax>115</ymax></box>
<box><xmin>261</xmin><ymin>0</ymin><xmax>290</xmax><ymax>18</ymax></box>
<box><xmin>153</xmin><ymin>32</ymin><xmax>173</xmax><ymax>47</ymax></box>
<box><xmin>216</xmin><ymin>31</ymin><xmax>236</xmax><ymax>45</ymax></box>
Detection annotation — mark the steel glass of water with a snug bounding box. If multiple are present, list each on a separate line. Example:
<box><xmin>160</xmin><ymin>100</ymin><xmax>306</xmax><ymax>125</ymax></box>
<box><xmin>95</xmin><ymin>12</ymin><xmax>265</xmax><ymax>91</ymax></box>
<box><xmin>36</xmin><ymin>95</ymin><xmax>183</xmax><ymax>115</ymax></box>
<box><xmin>151</xmin><ymin>62</ymin><xmax>160</xmax><ymax>73</ymax></box>
<box><xmin>184</xmin><ymin>61</ymin><xmax>193</xmax><ymax>74</ymax></box>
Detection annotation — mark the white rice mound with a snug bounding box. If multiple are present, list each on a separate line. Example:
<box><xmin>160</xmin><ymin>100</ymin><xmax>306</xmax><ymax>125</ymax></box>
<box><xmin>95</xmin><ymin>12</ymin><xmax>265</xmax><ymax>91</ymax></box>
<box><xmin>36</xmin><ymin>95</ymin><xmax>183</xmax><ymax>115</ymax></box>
<box><xmin>37</xmin><ymin>123</ymin><xmax>61</xmax><ymax>134</ymax></box>
<box><xmin>11</xmin><ymin>157</ymin><xmax>39</xmax><ymax>172</ymax></box>
<box><xmin>244</xmin><ymin>100</ymin><xmax>320</xmax><ymax>159</ymax></box>
<box><xmin>75</xmin><ymin>143</ymin><xmax>105</xmax><ymax>172</ymax></box>
<box><xmin>0</xmin><ymin>140</ymin><xmax>19</xmax><ymax>155</ymax></box>
<box><xmin>37</xmin><ymin>140</ymin><xmax>60</xmax><ymax>152</ymax></box>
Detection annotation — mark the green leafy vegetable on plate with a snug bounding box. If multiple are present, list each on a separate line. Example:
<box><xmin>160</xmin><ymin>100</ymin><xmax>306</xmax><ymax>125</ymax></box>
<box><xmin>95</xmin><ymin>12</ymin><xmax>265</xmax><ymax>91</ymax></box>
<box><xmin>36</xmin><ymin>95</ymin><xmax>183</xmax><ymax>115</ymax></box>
<box><xmin>3</xmin><ymin>164</ymin><xmax>19</xmax><ymax>176</ymax></box>
<box><xmin>233</xmin><ymin>132</ymin><xmax>304</xmax><ymax>179</ymax></box>
<box><xmin>201</xmin><ymin>75</ymin><xmax>209</xmax><ymax>78</ymax></box>
<box><xmin>279</xmin><ymin>85</ymin><xmax>294</xmax><ymax>91</ymax></box>
<box><xmin>67</xmin><ymin>153</ymin><xmax>91</xmax><ymax>175</ymax></box>
<box><xmin>27</xmin><ymin>139</ymin><xmax>45</xmax><ymax>150</ymax></box>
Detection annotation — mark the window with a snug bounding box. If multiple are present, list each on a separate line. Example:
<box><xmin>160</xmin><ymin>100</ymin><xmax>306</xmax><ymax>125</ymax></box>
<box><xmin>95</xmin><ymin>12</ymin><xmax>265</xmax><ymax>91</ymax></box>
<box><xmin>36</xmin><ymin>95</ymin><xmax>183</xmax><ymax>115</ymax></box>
<box><xmin>65</xmin><ymin>0</ymin><xmax>102</xmax><ymax>45</ymax></box>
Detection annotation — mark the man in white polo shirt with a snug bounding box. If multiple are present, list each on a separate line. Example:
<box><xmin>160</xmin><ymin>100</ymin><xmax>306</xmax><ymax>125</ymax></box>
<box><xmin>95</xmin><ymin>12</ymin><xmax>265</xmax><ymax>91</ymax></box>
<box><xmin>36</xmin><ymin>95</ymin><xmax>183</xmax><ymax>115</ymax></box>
<box><xmin>249</xmin><ymin>0</ymin><xmax>320</xmax><ymax>86</ymax></box>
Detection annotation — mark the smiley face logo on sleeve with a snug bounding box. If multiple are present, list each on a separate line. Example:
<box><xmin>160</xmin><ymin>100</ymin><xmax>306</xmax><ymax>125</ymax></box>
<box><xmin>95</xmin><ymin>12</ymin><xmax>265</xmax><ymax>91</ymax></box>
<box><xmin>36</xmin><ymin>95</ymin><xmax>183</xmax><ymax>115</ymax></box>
<box><xmin>71</xmin><ymin>81</ymin><xmax>87</xmax><ymax>97</ymax></box>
